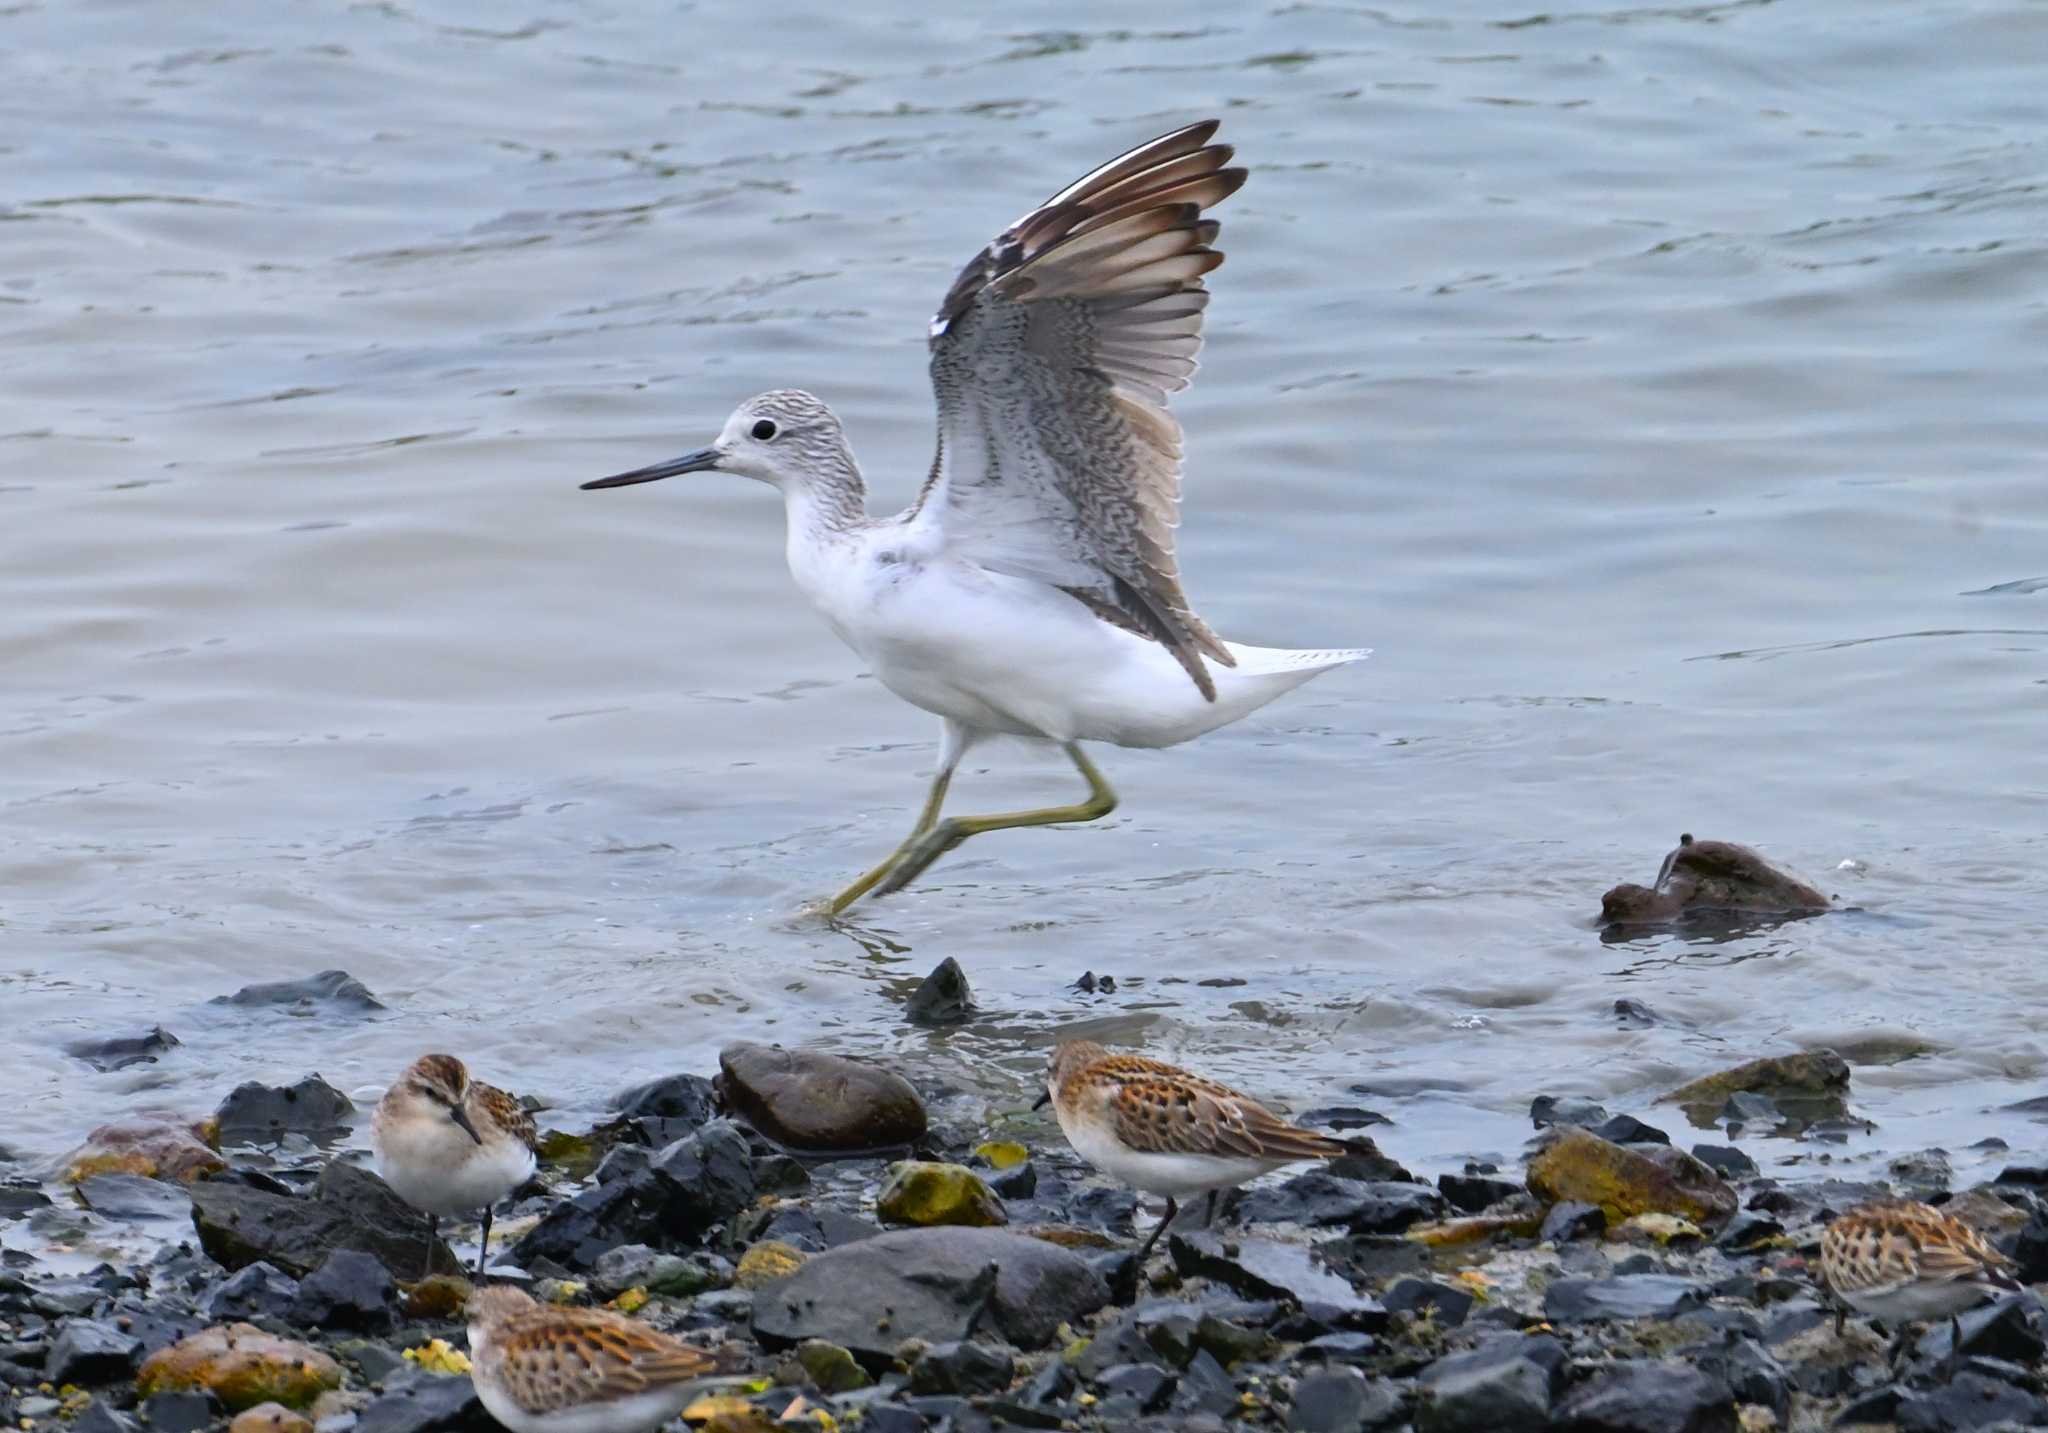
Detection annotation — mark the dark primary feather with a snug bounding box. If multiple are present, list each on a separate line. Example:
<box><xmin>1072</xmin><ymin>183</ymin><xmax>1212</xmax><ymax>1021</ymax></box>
<box><xmin>922</xmin><ymin>121</ymin><xmax>1247</xmax><ymax>701</ymax></box>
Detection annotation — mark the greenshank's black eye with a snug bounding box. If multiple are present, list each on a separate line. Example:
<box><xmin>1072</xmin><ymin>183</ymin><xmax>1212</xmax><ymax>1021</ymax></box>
<box><xmin>751</xmin><ymin>419</ymin><xmax>778</xmax><ymax>441</ymax></box>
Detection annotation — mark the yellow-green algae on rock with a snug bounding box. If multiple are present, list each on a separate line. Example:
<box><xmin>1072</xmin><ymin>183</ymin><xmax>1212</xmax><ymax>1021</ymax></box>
<box><xmin>1525</xmin><ymin>1127</ymin><xmax>1735</xmax><ymax>1227</ymax></box>
<box><xmin>735</xmin><ymin>1239</ymin><xmax>808</xmax><ymax>1289</ymax></box>
<box><xmin>972</xmin><ymin>1140</ymin><xmax>1030</xmax><ymax>1170</ymax></box>
<box><xmin>876</xmin><ymin>1161</ymin><xmax>1006</xmax><ymax>1228</ymax></box>
<box><xmin>138</xmin><ymin>1325</ymin><xmax>343</xmax><ymax>1411</ymax></box>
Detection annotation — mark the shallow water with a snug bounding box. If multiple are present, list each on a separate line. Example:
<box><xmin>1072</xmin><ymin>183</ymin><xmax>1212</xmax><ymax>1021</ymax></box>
<box><xmin>3</xmin><ymin>1</ymin><xmax>2046</xmax><ymax>1189</ymax></box>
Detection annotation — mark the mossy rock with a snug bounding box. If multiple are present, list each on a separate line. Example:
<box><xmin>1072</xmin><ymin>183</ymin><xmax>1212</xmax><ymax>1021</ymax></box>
<box><xmin>795</xmin><ymin>1339</ymin><xmax>871</xmax><ymax>1393</ymax></box>
<box><xmin>876</xmin><ymin>1162</ymin><xmax>1006</xmax><ymax>1229</ymax></box>
<box><xmin>1526</xmin><ymin>1127</ymin><xmax>1734</xmax><ymax>1227</ymax></box>
<box><xmin>138</xmin><ymin>1325</ymin><xmax>343</xmax><ymax>1412</ymax></box>
<box><xmin>62</xmin><ymin>1120</ymin><xmax>225</xmax><ymax>1184</ymax></box>
<box><xmin>973</xmin><ymin>1140</ymin><xmax>1030</xmax><ymax>1171</ymax></box>
<box><xmin>735</xmin><ymin>1239</ymin><xmax>807</xmax><ymax>1290</ymax></box>
<box><xmin>228</xmin><ymin>1402</ymin><xmax>313</xmax><ymax>1433</ymax></box>
<box><xmin>403</xmin><ymin>1275</ymin><xmax>472</xmax><ymax>1321</ymax></box>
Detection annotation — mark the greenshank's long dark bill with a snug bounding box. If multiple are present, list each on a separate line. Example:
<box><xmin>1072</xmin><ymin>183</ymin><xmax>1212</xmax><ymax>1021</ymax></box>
<box><xmin>581</xmin><ymin>122</ymin><xmax>1369</xmax><ymax>915</ymax></box>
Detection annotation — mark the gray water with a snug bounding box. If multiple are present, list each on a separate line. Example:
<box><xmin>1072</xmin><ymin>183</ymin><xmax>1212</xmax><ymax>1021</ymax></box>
<box><xmin>4</xmin><ymin>1</ymin><xmax>2046</xmax><ymax>1191</ymax></box>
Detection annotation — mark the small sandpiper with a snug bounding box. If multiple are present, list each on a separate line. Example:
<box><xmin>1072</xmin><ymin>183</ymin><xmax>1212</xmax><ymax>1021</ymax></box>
<box><xmin>370</xmin><ymin>1054</ymin><xmax>537</xmax><ymax>1278</ymax></box>
<box><xmin>467</xmin><ymin>1285</ymin><xmax>716</xmax><ymax>1433</ymax></box>
<box><xmin>1820</xmin><ymin>1198</ymin><xmax>2020</xmax><ymax>1371</ymax></box>
<box><xmin>1036</xmin><ymin>1039</ymin><xmax>1376</xmax><ymax>1269</ymax></box>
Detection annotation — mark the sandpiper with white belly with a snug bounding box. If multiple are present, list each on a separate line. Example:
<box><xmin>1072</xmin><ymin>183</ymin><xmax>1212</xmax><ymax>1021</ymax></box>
<box><xmin>370</xmin><ymin>1054</ymin><xmax>537</xmax><ymax>1279</ymax></box>
<box><xmin>581</xmin><ymin>120</ymin><xmax>1369</xmax><ymax>913</ymax></box>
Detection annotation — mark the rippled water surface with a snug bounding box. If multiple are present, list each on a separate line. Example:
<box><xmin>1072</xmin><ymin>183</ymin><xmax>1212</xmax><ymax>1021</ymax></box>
<box><xmin>4</xmin><ymin>0</ymin><xmax>2046</xmax><ymax>1183</ymax></box>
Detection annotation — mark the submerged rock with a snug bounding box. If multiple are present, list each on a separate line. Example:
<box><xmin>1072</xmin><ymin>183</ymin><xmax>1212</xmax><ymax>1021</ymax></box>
<box><xmin>1658</xmin><ymin>1049</ymin><xmax>1851</xmax><ymax>1131</ymax></box>
<box><xmin>66</xmin><ymin>1027</ymin><xmax>181</xmax><ymax>1073</ymax></box>
<box><xmin>137</xmin><ymin>1325</ymin><xmax>343</xmax><ymax>1412</ymax></box>
<box><xmin>1526</xmin><ymin>1127</ymin><xmax>1736</xmax><ymax>1227</ymax></box>
<box><xmin>750</xmin><ymin>1227</ymin><xmax>1108</xmax><ymax>1358</ymax></box>
<box><xmin>208</xmin><ymin>970</ymin><xmax>384</xmax><ymax>1014</ymax></box>
<box><xmin>213</xmin><ymin>1077</ymin><xmax>355</xmax><ymax>1146</ymax></box>
<box><xmin>877</xmin><ymin>1161</ymin><xmax>1006</xmax><ymax>1228</ymax></box>
<box><xmin>905</xmin><ymin>957</ymin><xmax>976</xmax><ymax>1026</ymax></box>
<box><xmin>717</xmin><ymin>1042</ymin><xmax>927</xmax><ymax>1153</ymax></box>
<box><xmin>1601</xmin><ymin>833</ymin><xmax>1831</xmax><ymax>926</ymax></box>
<box><xmin>62</xmin><ymin>1120</ymin><xmax>225</xmax><ymax>1185</ymax></box>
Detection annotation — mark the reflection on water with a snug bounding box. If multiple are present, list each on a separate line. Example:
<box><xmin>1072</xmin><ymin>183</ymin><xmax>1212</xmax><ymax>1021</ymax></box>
<box><xmin>2</xmin><ymin>1</ymin><xmax>2047</xmax><ymax>1201</ymax></box>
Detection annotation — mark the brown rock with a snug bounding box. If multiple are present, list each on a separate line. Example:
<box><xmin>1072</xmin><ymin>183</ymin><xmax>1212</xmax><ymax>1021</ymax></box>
<box><xmin>1526</xmin><ymin>1127</ymin><xmax>1736</xmax><ymax>1228</ymax></box>
<box><xmin>717</xmin><ymin>1042</ymin><xmax>926</xmax><ymax>1153</ymax></box>
<box><xmin>62</xmin><ymin>1119</ymin><xmax>226</xmax><ymax>1184</ymax></box>
<box><xmin>137</xmin><ymin>1325</ymin><xmax>343</xmax><ymax>1412</ymax></box>
<box><xmin>1659</xmin><ymin>1049</ymin><xmax>1850</xmax><ymax>1122</ymax></box>
<box><xmin>1602</xmin><ymin>833</ymin><xmax>1831</xmax><ymax>925</ymax></box>
<box><xmin>229</xmin><ymin>1403</ymin><xmax>313</xmax><ymax>1433</ymax></box>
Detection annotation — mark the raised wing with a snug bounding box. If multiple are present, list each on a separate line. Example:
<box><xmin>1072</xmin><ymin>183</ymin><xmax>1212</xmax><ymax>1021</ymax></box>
<box><xmin>918</xmin><ymin>121</ymin><xmax>1246</xmax><ymax>701</ymax></box>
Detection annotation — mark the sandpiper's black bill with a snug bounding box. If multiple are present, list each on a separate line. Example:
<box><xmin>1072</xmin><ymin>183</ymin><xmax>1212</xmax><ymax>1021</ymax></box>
<box><xmin>450</xmin><ymin>1104</ymin><xmax>483</xmax><ymax>1145</ymax></box>
<box><xmin>1032</xmin><ymin>1091</ymin><xmax>1051</xmax><ymax>1110</ymax></box>
<box><xmin>580</xmin><ymin>446</ymin><xmax>721</xmax><ymax>490</ymax></box>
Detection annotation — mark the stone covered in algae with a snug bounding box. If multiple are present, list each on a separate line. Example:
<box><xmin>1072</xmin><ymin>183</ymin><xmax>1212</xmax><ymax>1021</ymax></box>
<box><xmin>62</xmin><ymin>1119</ymin><xmax>225</xmax><ymax>1184</ymax></box>
<box><xmin>1601</xmin><ymin>832</ymin><xmax>1832</xmax><ymax>925</ymax></box>
<box><xmin>137</xmin><ymin>1325</ymin><xmax>343</xmax><ymax>1411</ymax></box>
<box><xmin>735</xmin><ymin>1239</ymin><xmax>807</xmax><ymax>1289</ymax></box>
<box><xmin>1525</xmin><ymin>1127</ymin><xmax>1735</xmax><ymax>1228</ymax></box>
<box><xmin>1658</xmin><ymin>1048</ymin><xmax>1850</xmax><ymax>1129</ymax></box>
<box><xmin>796</xmin><ymin>1338</ymin><xmax>872</xmax><ymax>1393</ymax></box>
<box><xmin>876</xmin><ymin>1161</ymin><xmax>1007</xmax><ymax>1229</ymax></box>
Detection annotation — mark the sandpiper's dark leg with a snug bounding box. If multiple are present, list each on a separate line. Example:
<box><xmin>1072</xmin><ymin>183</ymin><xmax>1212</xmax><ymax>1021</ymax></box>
<box><xmin>1133</xmin><ymin>1197</ymin><xmax>1179</xmax><ymax>1269</ymax></box>
<box><xmin>1834</xmin><ymin>1304</ymin><xmax>1846</xmax><ymax>1338</ymax></box>
<box><xmin>1202</xmin><ymin>1189</ymin><xmax>1220</xmax><ymax>1228</ymax></box>
<box><xmin>1947</xmin><ymin>1314</ymin><xmax>1963</xmax><ymax>1380</ymax></box>
<box><xmin>423</xmin><ymin>1214</ymin><xmax>438</xmax><ymax>1282</ymax></box>
<box><xmin>476</xmin><ymin>1204</ymin><xmax>495</xmax><ymax>1279</ymax></box>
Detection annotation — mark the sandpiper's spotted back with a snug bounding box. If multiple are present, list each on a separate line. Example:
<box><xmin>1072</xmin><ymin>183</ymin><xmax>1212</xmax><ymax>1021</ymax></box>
<box><xmin>1819</xmin><ymin>1199</ymin><xmax>2018</xmax><ymax>1323</ymax></box>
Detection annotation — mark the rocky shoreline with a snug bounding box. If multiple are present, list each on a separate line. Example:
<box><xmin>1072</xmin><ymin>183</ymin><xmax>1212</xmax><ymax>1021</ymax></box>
<box><xmin>7</xmin><ymin>1024</ymin><xmax>2048</xmax><ymax>1433</ymax></box>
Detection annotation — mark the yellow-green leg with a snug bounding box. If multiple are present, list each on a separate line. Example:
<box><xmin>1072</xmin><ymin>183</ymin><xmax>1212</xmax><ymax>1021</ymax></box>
<box><xmin>826</xmin><ymin>766</ymin><xmax>955</xmax><ymax>917</ymax></box>
<box><xmin>871</xmin><ymin>743</ymin><xmax>1118</xmax><ymax>899</ymax></box>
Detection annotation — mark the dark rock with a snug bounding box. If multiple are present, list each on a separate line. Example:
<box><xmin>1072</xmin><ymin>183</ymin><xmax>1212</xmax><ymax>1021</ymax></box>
<box><xmin>1993</xmin><ymin>1164</ymin><xmax>2048</xmax><ymax>1187</ymax></box>
<box><xmin>1194</xmin><ymin>1310</ymin><xmax>1276</xmax><ymax>1364</ymax></box>
<box><xmin>649</xmin><ymin>1119</ymin><xmax>755</xmax><ymax>1225</ymax></box>
<box><xmin>65</xmin><ymin>1027</ymin><xmax>180</xmax><ymax>1073</ymax></box>
<box><xmin>0</xmin><ymin>1182</ymin><xmax>52</xmax><ymax>1221</ymax></box>
<box><xmin>291</xmin><ymin>1250</ymin><xmax>397</xmax><ymax>1332</ymax></box>
<box><xmin>1316</xmin><ymin>1234</ymin><xmax>1428</xmax><ymax>1289</ymax></box>
<box><xmin>205</xmin><ymin>1262</ymin><xmax>304</xmax><ymax>1321</ymax></box>
<box><xmin>1300</xmin><ymin>1106</ymin><xmax>1391</xmax><ymax>1132</ymax></box>
<box><xmin>750</xmin><ymin>1227</ymin><xmax>1108</xmax><ymax>1358</ymax></box>
<box><xmin>1681</xmin><ymin>1335</ymin><xmax>1788</xmax><ymax>1421</ymax></box>
<box><xmin>1887</xmin><ymin>1149</ymin><xmax>1952</xmax><ymax>1196</ymax></box>
<box><xmin>1302</xmin><ymin>1332</ymin><xmax>1377</xmax><ymax>1365</ymax></box>
<box><xmin>1660</xmin><ymin>1049</ymin><xmax>1851</xmax><ymax>1132</ymax></box>
<box><xmin>1169</xmin><ymin>1233</ymin><xmax>1382</xmax><ymax>1317</ymax></box>
<box><xmin>1544</xmin><ymin>1275</ymin><xmax>1708</xmax><ymax>1323</ymax></box>
<box><xmin>1416</xmin><ymin>1334</ymin><xmax>1565</xmax><ymax>1433</ymax></box>
<box><xmin>856</xmin><ymin>1410</ymin><xmax>930</xmax><ymax>1433</ymax></box>
<box><xmin>2014</xmin><ymin>1209</ymin><xmax>2048</xmax><ymax>1283</ymax></box>
<box><xmin>753</xmin><ymin>1154</ymin><xmax>811</xmax><ymax>1195</ymax></box>
<box><xmin>613</xmin><ymin>1073</ymin><xmax>717</xmax><ymax>1127</ymax></box>
<box><xmin>210</xmin><ymin>970</ymin><xmax>383</xmax><ymax>1013</ymax></box>
<box><xmin>1236</xmin><ymin>1172</ymin><xmax>1444</xmax><ymax>1232</ymax></box>
<box><xmin>1600</xmin><ymin>834</ymin><xmax>1830</xmax><ymax>926</ymax></box>
<box><xmin>748</xmin><ymin>1205</ymin><xmax>880</xmax><ymax>1253</ymax></box>
<box><xmin>1614</xmin><ymin>998</ymin><xmax>1660</xmax><ymax>1028</ymax></box>
<box><xmin>214</xmin><ymin>1076</ymin><xmax>356</xmax><ymax>1146</ymax></box>
<box><xmin>1382</xmin><ymin>1277</ymin><xmax>1473</xmax><ymax>1327</ymax></box>
<box><xmin>189</xmin><ymin>1163</ymin><xmax>457</xmax><ymax>1278</ymax></box>
<box><xmin>591</xmin><ymin>1144</ymin><xmax>651</xmax><ymax>1186</ymax></box>
<box><xmin>45</xmin><ymin>1321</ymin><xmax>145</xmax><ymax>1385</ymax></box>
<box><xmin>1289</xmin><ymin>1366</ymin><xmax>1380</xmax><ymax>1433</ymax></box>
<box><xmin>1762</xmin><ymin>1299</ymin><xmax>1829</xmax><ymax>1345</ymax></box>
<box><xmin>140</xmin><ymin>1390</ymin><xmax>222</xmax><ymax>1433</ymax></box>
<box><xmin>1834</xmin><ymin>1387</ymin><xmax>1901</xmax><ymax>1427</ymax></box>
<box><xmin>1531</xmin><ymin>1095</ymin><xmax>1611</xmax><ymax>1131</ymax></box>
<box><xmin>1690</xmin><ymin>1145</ymin><xmax>1757</xmax><ymax>1180</ymax></box>
<box><xmin>1174</xmin><ymin>1349</ymin><xmax>1238</xmax><ymax>1417</ymax></box>
<box><xmin>1714</xmin><ymin>1211</ymin><xmax>1784</xmax><ymax>1252</ymax></box>
<box><xmin>1097</xmin><ymin>1362</ymin><xmax>1175</xmax><ymax>1414</ymax></box>
<box><xmin>353</xmin><ymin>1371</ymin><xmax>484</xmax><ymax>1433</ymax></box>
<box><xmin>905</xmin><ymin>958</ymin><xmax>975</xmax><ymax>1026</ymax></box>
<box><xmin>70</xmin><ymin>1402</ymin><xmax>139</xmax><ymax>1433</ymax></box>
<box><xmin>1593</xmin><ymin>1114</ymin><xmax>1671</xmax><ymax>1146</ymax></box>
<box><xmin>988</xmin><ymin>1160</ymin><xmax>1037</xmax><ymax>1200</ymax></box>
<box><xmin>717</xmin><ymin>1042</ymin><xmax>927</xmax><ymax>1152</ymax></box>
<box><xmin>1438</xmin><ymin>1173</ymin><xmax>1521</xmax><ymax>1214</ymax></box>
<box><xmin>76</xmin><ymin>1174</ymin><xmax>194</xmax><ymax>1224</ymax></box>
<box><xmin>1895</xmin><ymin>1372</ymin><xmax>2046</xmax><ymax>1432</ymax></box>
<box><xmin>1326</xmin><ymin>1141</ymin><xmax>1418</xmax><ymax>1185</ymax></box>
<box><xmin>333</xmin><ymin>1338</ymin><xmax>408</xmax><ymax>1383</ymax></box>
<box><xmin>1551</xmin><ymin>1358</ymin><xmax>1736</xmax><ymax>1432</ymax></box>
<box><xmin>1910</xmin><ymin>1293</ymin><xmax>2046</xmax><ymax>1369</ymax></box>
<box><xmin>1072</xmin><ymin>972</ymin><xmax>1115</xmax><ymax>993</ymax></box>
<box><xmin>1721</xmin><ymin>1091</ymin><xmax>1784</xmax><ymax>1133</ymax></box>
<box><xmin>909</xmin><ymin>1339</ymin><xmax>1012</xmax><ymax>1396</ymax></box>
<box><xmin>1540</xmin><ymin>1201</ymin><xmax>1606</xmax><ymax>1243</ymax></box>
